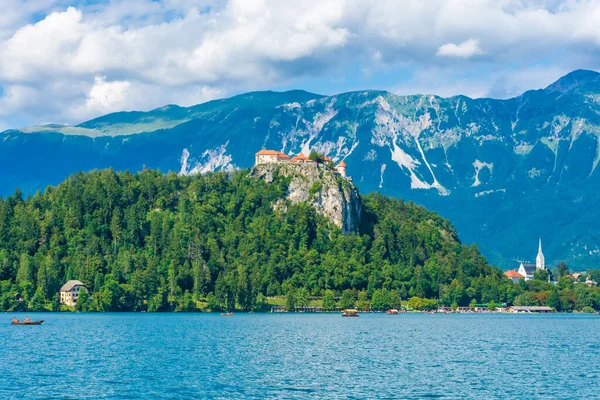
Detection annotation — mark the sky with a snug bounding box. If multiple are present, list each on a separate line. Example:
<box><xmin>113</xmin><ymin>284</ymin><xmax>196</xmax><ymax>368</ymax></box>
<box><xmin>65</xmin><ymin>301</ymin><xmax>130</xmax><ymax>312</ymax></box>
<box><xmin>1</xmin><ymin>0</ymin><xmax>599</xmax><ymax>130</ymax></box>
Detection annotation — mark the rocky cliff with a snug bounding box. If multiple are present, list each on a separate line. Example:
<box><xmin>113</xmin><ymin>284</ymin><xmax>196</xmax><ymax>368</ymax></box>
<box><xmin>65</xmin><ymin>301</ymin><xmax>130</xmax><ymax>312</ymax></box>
<box><xmin>252</xmin><ymin>163</ymin><xmax>361</xmax><ymax>233</ymax></box>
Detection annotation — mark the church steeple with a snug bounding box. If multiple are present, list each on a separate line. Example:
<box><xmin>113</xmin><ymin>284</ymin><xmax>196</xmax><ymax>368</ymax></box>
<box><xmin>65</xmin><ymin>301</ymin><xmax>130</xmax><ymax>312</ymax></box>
<box><xmin>536</xmin><ymin>237</ymin><xmax>545</xmax><ymax>270</ymax></box>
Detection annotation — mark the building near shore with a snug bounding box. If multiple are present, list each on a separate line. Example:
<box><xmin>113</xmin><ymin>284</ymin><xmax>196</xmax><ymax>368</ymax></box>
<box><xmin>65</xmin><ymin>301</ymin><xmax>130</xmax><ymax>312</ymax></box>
<box><xmin>504</xmin><ymin>269</ymin><xmax>525</xmax><ymax>283</ymax></box>
<box><xmin>60</xmin><ymin>280</ymin><xmax>88</xmax><ymax>306</ymax></box>
<box><xmin>508</xmin><ymin>306</ymin><xmax>553</xmax><ymax>313</ymax></box>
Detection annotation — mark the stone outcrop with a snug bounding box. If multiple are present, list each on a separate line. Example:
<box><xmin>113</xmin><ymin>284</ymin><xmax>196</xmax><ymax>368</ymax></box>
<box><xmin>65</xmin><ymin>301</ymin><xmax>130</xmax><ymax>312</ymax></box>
<box><xmin>252</xmin><ymin>163</ymin><xmax>361</xmax><ymax>233</ymax></box>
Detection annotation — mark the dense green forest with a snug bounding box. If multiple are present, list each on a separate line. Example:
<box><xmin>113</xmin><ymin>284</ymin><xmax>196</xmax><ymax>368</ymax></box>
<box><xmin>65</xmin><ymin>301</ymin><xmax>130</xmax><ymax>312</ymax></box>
<box><xmin>0</xmin><ymin>168</ymin><xmax>599</xmax><ymax>312</ymax></box>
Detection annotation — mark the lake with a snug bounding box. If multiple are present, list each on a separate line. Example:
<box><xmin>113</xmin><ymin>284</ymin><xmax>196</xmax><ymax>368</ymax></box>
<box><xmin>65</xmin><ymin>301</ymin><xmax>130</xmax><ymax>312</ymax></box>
<box><xmin>2</xmin><ymin>313</ymin><xmax>599</xmax><ymax>399</ymax></box>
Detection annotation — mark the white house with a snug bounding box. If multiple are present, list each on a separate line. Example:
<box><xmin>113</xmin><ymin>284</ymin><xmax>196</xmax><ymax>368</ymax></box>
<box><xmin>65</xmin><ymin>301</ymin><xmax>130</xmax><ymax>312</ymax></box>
<box><xmin>60</xmin><ymin>280</ymin><xmax>88</xmax><ymax>306</ymax></box>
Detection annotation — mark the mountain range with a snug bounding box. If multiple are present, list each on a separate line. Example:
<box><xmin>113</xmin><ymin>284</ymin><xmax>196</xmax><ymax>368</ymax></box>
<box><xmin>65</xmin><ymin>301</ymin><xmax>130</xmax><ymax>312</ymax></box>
<box><xmin>2</xmin><ymin>69</ymin><xmax>600</xmax><ymax>270</ymax></box>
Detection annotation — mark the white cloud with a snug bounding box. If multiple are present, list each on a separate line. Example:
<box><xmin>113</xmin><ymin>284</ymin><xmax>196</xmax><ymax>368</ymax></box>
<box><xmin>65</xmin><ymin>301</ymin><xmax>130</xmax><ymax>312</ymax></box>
<box><xmin>437</xmin><ymin>39</ymin><xmax>483</xmax><ymax>58</ymax></box>
<box><xmin>1</xmin><ymin>0</ymin><xmax>600</xmax><ymax>127</ymax></box>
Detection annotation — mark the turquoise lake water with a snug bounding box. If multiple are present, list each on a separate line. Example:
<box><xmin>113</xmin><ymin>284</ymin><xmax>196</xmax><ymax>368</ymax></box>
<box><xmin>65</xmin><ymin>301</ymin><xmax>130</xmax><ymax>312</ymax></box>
<box><xmin>2</xmin><ymin>313</ymin><xmax>599</xmax><ymax>399</ymax></box>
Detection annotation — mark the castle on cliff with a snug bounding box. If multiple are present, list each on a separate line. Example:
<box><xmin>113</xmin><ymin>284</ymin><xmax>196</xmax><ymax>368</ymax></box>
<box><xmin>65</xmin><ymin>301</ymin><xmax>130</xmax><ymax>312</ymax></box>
<box><xmin>255</xmin><ymin>149</ymin><xmax>349</xmax><ymax>179</ymax></box>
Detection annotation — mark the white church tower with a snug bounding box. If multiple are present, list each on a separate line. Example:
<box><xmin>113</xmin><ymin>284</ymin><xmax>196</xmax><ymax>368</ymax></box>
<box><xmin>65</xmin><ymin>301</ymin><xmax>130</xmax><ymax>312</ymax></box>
<box><xmin>536</xmin><ymin>238</ymin><xmax>545</xmax><ymax>270</ymax></box>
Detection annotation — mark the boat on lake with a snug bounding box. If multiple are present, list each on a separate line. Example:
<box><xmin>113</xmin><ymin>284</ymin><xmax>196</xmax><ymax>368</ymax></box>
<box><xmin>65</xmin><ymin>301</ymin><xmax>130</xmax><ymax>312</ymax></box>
<box><xmin>11</xmin><ymin>320</ymin><xmax>44</xmax><ymax>325</ymax></box>
<box><xmin>342</xmin><ymin>309</ymin><xmax>359</xmax><ymax>317</ymax></box>
<box><xmin>221</xmin><ymin>312</ymin><xmax>233</xmax><ymax>317</ymax></box>
<box><xmin>387</xmin><ymin>309</ymin><xmax>399</xmax><ymax>315</ymax></box>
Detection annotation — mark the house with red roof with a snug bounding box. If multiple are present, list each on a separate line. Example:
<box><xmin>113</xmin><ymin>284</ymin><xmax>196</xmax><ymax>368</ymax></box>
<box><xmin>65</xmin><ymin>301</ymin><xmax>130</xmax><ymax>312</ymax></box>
<box><xmin>504</xmin><ymin>269</ymin><xmax>525</xmax><ymax>283</ymax></box>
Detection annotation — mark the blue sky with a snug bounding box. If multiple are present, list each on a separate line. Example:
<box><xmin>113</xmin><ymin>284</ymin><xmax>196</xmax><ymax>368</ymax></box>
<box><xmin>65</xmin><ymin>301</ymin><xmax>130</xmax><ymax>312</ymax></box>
<box><xmin>0</xmin><ymin>0</ymin><xmax>599</xmax><ymax>130</ymax></box>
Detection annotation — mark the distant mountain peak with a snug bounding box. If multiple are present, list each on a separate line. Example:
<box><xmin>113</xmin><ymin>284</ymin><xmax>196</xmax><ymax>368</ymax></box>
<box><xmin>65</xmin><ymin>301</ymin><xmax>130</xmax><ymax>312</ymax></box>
<box><xmin>544</xmin><ymin>69</ymin><xmax>600</xmax><ymax>94</ymax></box>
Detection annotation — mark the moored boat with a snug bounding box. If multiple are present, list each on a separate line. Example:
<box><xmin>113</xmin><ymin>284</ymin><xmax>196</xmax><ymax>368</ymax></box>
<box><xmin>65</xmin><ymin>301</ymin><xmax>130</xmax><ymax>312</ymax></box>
<box><xmin>11</xmin><ymin>320</ymin><xmax>44</xmax><ymax>325</ymax></box>
<box><xmin>342</xmin><ymin>309</ymin><xmax>359</xmax><ymax>317</ymax></box>
<box><xmin>387</xmin><ymin>309</ymin><xmax>399</xmax><ymax>315</ymax></box>
<box><xmin>221</xmin><ymin>312</ymin><xmax>233</xmax><ymax>317</ymax></box>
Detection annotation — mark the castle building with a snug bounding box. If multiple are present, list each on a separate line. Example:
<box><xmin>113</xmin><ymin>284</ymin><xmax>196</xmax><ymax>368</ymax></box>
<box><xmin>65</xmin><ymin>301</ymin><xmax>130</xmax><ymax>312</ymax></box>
<box><xmin>255</xmin><ymin>149</ymin><xmax>350</xmax><ymax>180</ymax></box>
<box><xmin>517</xmin><ymin>238</ymin><xmax>547</xmax><ymax>281</ymax></box>
<box><xmin>336</xmin><ymin>160</ymin><xmax>347</xmax><ymax>177</ymax></box>
<box><xmin>255</xmin><ymin>149</ymin><xmax>291</xmax><ymax>164</ymax></box>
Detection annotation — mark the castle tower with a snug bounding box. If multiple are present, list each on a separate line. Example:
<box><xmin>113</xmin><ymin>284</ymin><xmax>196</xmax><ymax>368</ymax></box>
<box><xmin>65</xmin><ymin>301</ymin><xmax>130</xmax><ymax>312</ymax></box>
<box><xmin>536</xmin><ymin>237</ymin><xmax>545</xmax><ymax>270</ymax></box>
<box><xmin>336</xmin><ymin>160</ymin><xmax>347</xmax><ymax>177</ymax></box>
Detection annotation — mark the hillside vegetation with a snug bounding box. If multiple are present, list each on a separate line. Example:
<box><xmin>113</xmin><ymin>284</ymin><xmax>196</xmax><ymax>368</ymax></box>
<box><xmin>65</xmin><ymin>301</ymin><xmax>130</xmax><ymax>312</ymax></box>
<box><xmin>0</xmin><ymin>168</ymin><xmax>511</xmax><ymax>312</ymax></box>
<box><xmin>1</xmin><ymin>168</ymin><xmax>598</xmax><ymax>312</ymax></box>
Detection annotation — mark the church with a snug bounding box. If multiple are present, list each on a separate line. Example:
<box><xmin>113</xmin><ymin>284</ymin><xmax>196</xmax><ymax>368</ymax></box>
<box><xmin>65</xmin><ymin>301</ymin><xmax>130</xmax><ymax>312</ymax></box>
<box><xmin>517</xmin><ymin>238</ymin><xmax>546</xmax><ymax>281</ymax></box>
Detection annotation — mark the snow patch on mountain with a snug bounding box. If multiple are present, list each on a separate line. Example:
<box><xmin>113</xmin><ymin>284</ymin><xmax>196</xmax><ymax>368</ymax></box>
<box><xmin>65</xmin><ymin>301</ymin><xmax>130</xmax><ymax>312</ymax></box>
<box><xmin>472</xmin><ymin>160</ymin><xmax>493</xmax><ymax>187</ymax></box>
<box><xmin>379</xmin><ymin>164</ymin><xmax>386</xmax><ymax>188</ymax></box>
<box><xmin>300</xmin><ymin>105</ymin><xmax>338</xmax><ymax>155</ymax></box>
<box><xmin>179</xmin><ymin>142</ymin><xmax>234</xmax><ymax>176</ymax></box>
<box><xmin>474</xmin><ymin>188</ymin><xmax>506</xmax><ymax>198</ymax></box>
<box><xmin>514</xmin><ymin>142</ymin><xmax>534</xmax><ymax>155</ymax></box>
<box><xmin>363</xmin><ymin>149</ymin><xmax>377</xmax><ymax>161</ymax></box>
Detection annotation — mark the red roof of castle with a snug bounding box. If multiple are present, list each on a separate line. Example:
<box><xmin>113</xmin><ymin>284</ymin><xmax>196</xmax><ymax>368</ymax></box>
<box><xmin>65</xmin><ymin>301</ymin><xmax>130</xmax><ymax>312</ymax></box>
<box><xmin>256</xmin><ymin>149</ymin><xmax>289</xmax><ymax>158</ymax></box>
<box><xmin>338</xmin><ymin>160</ymin><xmax>347</xmax><ymax>167</ymax></box>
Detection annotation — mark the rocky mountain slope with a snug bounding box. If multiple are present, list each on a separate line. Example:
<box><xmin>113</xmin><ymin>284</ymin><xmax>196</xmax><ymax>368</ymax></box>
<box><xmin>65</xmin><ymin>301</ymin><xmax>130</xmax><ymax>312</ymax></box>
<box><xmin>2</xmin><ymin>70</ymin><xmax>600</xmax><ymax>269</ymax></box>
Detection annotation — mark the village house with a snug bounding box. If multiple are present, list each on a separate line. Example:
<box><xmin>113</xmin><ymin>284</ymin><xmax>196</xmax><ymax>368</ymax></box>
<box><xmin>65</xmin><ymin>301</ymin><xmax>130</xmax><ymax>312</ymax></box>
<box><xmin>60</xmin><ymin>280</ymin><xmax>88</xmax><ymax>306</ymax></box>
<box><xmin>504</xmin><ymin>269</ymin><xmax>525</xmax><ymax>283</ymax></box>
<box><xmin>584</xmin><ymin>276</ymin><xmax>597</xmax><ymax>287</ymax></box>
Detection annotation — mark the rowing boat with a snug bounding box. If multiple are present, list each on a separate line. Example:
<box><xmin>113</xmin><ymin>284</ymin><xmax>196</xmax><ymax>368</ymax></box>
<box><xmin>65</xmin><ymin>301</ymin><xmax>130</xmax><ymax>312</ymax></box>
<box><xmin>11</xmin><ymin>320</ymin><xmax>44</xmax><ymax>325</ymax></box>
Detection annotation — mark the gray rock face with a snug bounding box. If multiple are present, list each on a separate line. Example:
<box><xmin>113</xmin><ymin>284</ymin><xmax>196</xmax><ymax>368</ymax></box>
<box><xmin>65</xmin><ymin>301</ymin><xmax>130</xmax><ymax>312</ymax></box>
<box><xmin>252</xmin><ymin>163</ymin><xmax>361</xmax><ymax>233</ymax></box>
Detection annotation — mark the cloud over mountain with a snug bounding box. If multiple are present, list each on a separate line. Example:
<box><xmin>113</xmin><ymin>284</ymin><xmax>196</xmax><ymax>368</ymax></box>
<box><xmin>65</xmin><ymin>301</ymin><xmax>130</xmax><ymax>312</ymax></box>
<box><xmin>1</xmin><ymin>0</ymin><xmax>600</xmax><ymax>128</ymax></box>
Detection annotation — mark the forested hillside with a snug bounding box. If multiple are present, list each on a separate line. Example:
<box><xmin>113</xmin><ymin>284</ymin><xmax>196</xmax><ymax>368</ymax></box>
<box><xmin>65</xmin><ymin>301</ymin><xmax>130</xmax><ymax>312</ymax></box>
<box><xmin>0</xmin><ymin>167</ymin><xmax>512</xmax><ymax>312</ymax></box>
<box><xmin>1</xmin><ymin>168</ymin><xmax>598</xmax><ymax>312</ymax></box>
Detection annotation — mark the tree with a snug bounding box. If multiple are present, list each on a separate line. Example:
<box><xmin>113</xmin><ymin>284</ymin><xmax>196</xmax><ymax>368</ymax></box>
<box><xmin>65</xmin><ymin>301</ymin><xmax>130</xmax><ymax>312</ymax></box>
<box><xmin>371</xmin><ymin>289</ymin><xmax>390</xmax><ymax>310</ymax></box>
<box><xmin>338</xmin><ymin>289</ymin><xmax>356</xmax><ymax>309</ymax></box>
<box><xmin>533</xmin><ymin>269</ymin><xmax>549</xmax><ymax>282</ymax></box>
<box><xmin>546</xmin><ymin>289</ymin><xmax>561</xmax><ymax>311</ymax></box>
<box><xmin>513</xmin><ymin>293</ymin><xmax>536</xmax><ymax>306</ymax></box>
<box><xmin>75</xmin><ymin>290</ymin><xmax>90</xmax><ymax>312</ymax></box>
<box><xmin>487</xmin><ymin>300</ymin><xmax>497</xmax><ymax>311</ymax></box>
<box><xmin>322</xmin><ymin>290</ymin><xmax>336</xmax><ymax>311</ymax></box>
<box><xmin>295</xmin><ymin>287</ymin><xmax>309</xmax><ymax>308</ymax></box>
<box><xmin>309</xmin><ymin>151</ymin><xmax>325</xmax><ymax>163</ymax></box>
<box><xmin>356</xmin><ymin>290</ymin><xmax>370</xmax><ymax>311</ymax></box>
<box><xmin>557</xmin><ymin>262</ymin><xmax>570</xmax><ymax>279</ymax></box>
<box><xmin>286</xmin><ymin>287</ymin><xmax>296</xmax><ymax>312</ymax></box>
<box><xmin>469</xmin><ymin>299</ymin><xmax>477</xmax><ymax>309</ymax></box>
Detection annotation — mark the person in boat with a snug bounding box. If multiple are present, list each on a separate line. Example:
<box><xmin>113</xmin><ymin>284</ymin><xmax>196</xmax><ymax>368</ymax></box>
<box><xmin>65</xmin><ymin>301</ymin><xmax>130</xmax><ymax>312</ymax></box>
<box><xmin>12</xmin><ymin>317</ymin><xmax>19</xmax><ymax>324</ymax></box>
<box><xmin>24</xmin><ymin>316</ymin><xmax>30</xmax><ymax>323</ymax></box>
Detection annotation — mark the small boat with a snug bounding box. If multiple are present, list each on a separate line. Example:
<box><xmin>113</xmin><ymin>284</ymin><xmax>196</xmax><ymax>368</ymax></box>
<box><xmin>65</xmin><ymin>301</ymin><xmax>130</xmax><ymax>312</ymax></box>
<box><xmin>387</xmin><ymin>309</ymin><xmax>399</xmax><ymax>315</ymax></box>
<box><xmin>11</xmin><ymin>320</ymin><xmax>44</xmax><ymax>325</ymax></box>
<box><xmin>342</xmin><ymin>309</ymin><xmax>359</xmax><ymax>317</ymax></box>
<box><xmin>221</xmin><ymin>312</ymin><xmax>233</xmax><ymax>317</ymax></box>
